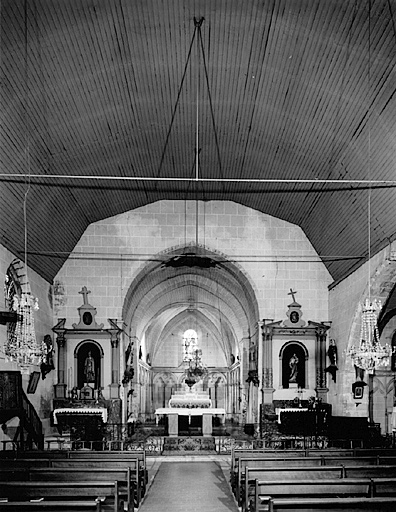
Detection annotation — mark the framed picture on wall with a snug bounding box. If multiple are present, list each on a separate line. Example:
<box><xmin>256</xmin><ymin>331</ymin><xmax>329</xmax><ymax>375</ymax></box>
<box><xmin>352</xmin><ymin>381</ymin><xmax>366</xmax><ymax>400</ymax></box>
<box><xmin>27</xmin><ymin>371</ymin><xmax>40</xmax><ymax>394</ymax></box>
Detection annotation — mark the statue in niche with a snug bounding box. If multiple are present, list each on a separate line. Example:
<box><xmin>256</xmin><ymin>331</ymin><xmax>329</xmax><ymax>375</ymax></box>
<box><xmin>289</xmin><ymin>353</ymin><xmax>299</xmax><ymax>383</ymax></box>
<box><xmin>84</xmin><ymin>351</ymin><xmax>95</xmax><ymax>384</ymax></box>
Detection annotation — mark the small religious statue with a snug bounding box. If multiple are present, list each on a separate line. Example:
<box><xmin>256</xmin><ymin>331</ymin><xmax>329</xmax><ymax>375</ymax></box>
<box><xmin>84</xmin><ymin>351</ymin><xmax>95</xmax><ymax>384</ymax></box>
<box><xmin>289</xmin><ymin>353</ymin><xmax>299</xmax><ymax>383</ymax></box>
<box><xmin>40</xmin><ymin>334</ymin><xmax>55</xmax><ymax>380</ymax></box>
<box><xmin>325</xmin><ymin>339</ymin><xmax>338</xmax><ymax>382</ymax></box>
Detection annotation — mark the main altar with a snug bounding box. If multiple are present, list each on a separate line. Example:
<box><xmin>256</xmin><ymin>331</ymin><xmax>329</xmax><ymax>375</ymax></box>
<box><xmin>155</xmin><ymin>389</ymin><xmax>226</xmax><ymax>437</ymax></box>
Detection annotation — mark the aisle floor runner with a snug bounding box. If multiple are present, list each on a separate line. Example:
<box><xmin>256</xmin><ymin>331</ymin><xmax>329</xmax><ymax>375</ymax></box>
<box><xmin>139</xmin><ymin>461</ymin><xmax>238</xmax><ymax>512</ymax></box>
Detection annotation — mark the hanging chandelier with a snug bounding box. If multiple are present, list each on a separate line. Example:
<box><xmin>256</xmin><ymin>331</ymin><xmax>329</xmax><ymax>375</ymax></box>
<box><xmin>185</xmin><ymin>348</ymin><xmax>208</xmax><ymax>388</ymax></box>
<box><xmin>5</xmin><ymin>291</ymin><xmax>42</xmax><ymax>371</ymax></box>
<box><xmin>348</xmin><ymin>298</ymin><xmax>392</xmax><ymax>374</ymax></box>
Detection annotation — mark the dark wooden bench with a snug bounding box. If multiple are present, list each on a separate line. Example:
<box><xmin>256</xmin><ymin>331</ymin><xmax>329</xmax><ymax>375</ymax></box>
<box><xmin>0</xmin><ymin>481</ymin><xmax>126</xmax><ymax>512</ymax></box>
<box><xmin>230</xmin><ymin>449</ymin><xmax>389</xmax><ymax>493</ymax></box>
<box><xmin>238</xmin><ymin>466</ymin><xmax>344</xmax><ymax>508</ymax></box>
<box><xmin>232</xmin><ymin>454</ymin><xmax>394</xmax><ymax>502</ymax></box>
<box><xmin>0</xmin><ymin>457</ymin><xmax>147</xmax><ymax>500</ymax></box>
<box><xmin>27</xmin><ymin>467</ymin><xmax>140</xmax><ymax>508</ymax></box>
<box><xmin>0</xmin><ymin>500</ymin><xmax>103</xmax><ymax>511</ymax></box>
<box><xmin>264</xmin><ymin>496</ymin><xmax>396</xmax><ymax>512</ymax></box>
<box><xmin>252</xmin><ymin>478</ymin><xmax>396</xmax><ymax>512</ymax></box>
<box><xmin>242</xmin><ymin>467</ymin><xmax>396</xmax><ymax>510</ymax></box>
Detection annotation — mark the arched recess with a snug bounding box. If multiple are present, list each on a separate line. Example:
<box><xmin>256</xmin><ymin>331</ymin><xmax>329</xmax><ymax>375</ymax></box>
<box><xmin>74</xmin><ymin>340</ymin><xmax>104</xmax><ymax>390</ymax></box>
<box><xmin>203</xmin><ymin>372</ymin><xmax>227</xmax><ymax>408</ymax></box>
<box><xmin>152</xmin><ymin>372</ymin><xmax>176</xmax><ymax>409</ymax></box>
<box><xmin>279</xmin><ymin>341</ymin><xmax>308</xmax><ymax>389</ymax></box>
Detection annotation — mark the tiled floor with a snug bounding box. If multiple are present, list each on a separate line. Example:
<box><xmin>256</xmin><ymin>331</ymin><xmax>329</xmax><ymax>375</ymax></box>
<box><xmin>140</xmin><ymin>457</ymin><xmax>238</xmax><ymax>512</ymax></box>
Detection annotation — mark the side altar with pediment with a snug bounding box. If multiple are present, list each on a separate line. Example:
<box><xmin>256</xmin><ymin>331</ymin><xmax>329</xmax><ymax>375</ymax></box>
<box><xmin>52</xmin><ymin>287</ymin><xmax>124</xmax><ymax>435</ymax></box>
<box><xmin>258</xmin><ymin>290</ymin><xmax>331</xmax><ymax>415</ymax></box>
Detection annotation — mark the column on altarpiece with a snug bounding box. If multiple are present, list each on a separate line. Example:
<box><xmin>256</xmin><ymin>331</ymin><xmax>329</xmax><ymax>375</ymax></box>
<box><xmin>53</xmin><ymin>325</ymin><xmax>67</xmax><ymax>398</ymax></box>
<box><xmin>260</xmin><ymin>320</ymin><xmax>275</xmax><ymax>409</ymax></box>
<box><xmin>109</xmin><ymin>329</ymin><xmax>120</xmax><ymax>399</ymax></box>
<box><xmin>315</xmin><ymin>325</ymin><xmax>328</xmax><ymax>402</ymax></box>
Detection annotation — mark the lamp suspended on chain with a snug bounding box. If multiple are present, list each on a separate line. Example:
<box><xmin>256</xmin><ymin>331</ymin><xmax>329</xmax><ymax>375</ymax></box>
<box><xmin>4</xmin><ymin>0</ymin><xmax>43</xmax><ymax>373</ymax></box>
<box><xmin>185</xmin><ymin>348</ymin><xmax>208</xmax><ymax>388</ymax></box>
<box><xmin>348</xmin><ymin>298</ymin><xmax>392</xmax><ymax>374</ymax></box>
<box><xmin>347</xmin><ymin>0</ymin><xmax>393</xmax><ymax>375</ymax></box>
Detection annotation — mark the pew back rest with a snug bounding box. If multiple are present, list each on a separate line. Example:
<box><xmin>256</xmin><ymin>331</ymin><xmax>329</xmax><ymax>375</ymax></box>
<box><xmin>0</xmin><ymin>480</ymin><xmax>121</xmax><ymax>500</ymax></box>
<box><xmin>266</xmin><ymin>496</ymin><xmax>396</xmax><ymax>512</ymax></box>
<box><xmin>0</xmin><ymin>500</ymin><xmax>103</xmax><ymax>511</ymax></box>
<box><xmin>256</xmin><ymin>478</ymin><xmax>372</xmax><ymax>498</ymax></box>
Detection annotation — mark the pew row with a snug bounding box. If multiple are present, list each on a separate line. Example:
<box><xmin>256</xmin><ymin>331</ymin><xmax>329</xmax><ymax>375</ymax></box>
<box><xmin>0</xmin><ymin>457</ymin><xmax>147</xmax><ymax>502</ymax></box>
<box><xmin>0</xmin><ymin>481</ymin><xmax>128</xmax><ymax>512</ymax></box>
<box><xmin>251</xmin><ymin>478</ymin><xmax>396</xmax><ymax>512</ymax></box>
<box><xmin>237</xmin><ymin>464</ymin><xmax>396</xmax><ymax>508</ymax></box>
<box><xmin>263</xmin><ymin>496</ymin><xmax>396</xmax><ymax>512</ymax></box>
<box><xmin>232</xmin><ymin>455</ymin><xmax>396</xmax><ymax>502</ymax></box>
<box><xmin>0</xmin><ymin>467</ymin><xmax>142</xmax><ymax>509</ymax></box>
<box><xmin>0</xmin><ymin>500</ymin><xmax>103</xmax><ymax>511</ymax></box>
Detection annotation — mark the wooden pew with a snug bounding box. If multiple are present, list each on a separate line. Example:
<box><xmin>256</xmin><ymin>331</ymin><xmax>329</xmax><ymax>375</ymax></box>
<box><xmin>49</xmin><ymin>459</ymin><xmax>146</xmax><ymax>500</ymax></box>
<box><xmin>243</xmin><ymin>467</ymin><xmax>396</xmax><ymax>510</ymax></box>
<box><xmin>238</xmin><ymin>466</ymin><xmax>343</xmax><ymax>508</ymax></box>
<box><xmin>0</xmin><ymin>481</ymin><xmax>125</xmax><ymax>512</ymax></box>
<box><xmin>66</xmin><ymin>451</ymin><xmax>147</xmax><ymax>487</ymax></box>
<box><xmin>265</xmin><ymin>496</ymin><xmax>396</xmax><ymax>512</ymax></box>
<box><xmin>232</xmin><ymin>455</ymin><xmax>390</xmax><ymax>502</ymax></box>
<box><xmin>0</xmin><ymin>500</ymin><xmax>103</xmax><ymax>511</ymax></box>
<box><xmin>230</xmin><ymin>448</ymin><xmax>373</xmax><ymax>491</ymax></box>
<box><xmin>27</xmin><ymin>467</ymin><xmax>140</xmax><ymax>509</ymax></box>
<box><xmin>0</xmin><ymin>457</ymin><xmax>147</xmax><ymax>500</ymax></box>
<box><xmin>252</xmin><ymin>477</ymin><xmax>396</xmax><ymax>512</ymax></box>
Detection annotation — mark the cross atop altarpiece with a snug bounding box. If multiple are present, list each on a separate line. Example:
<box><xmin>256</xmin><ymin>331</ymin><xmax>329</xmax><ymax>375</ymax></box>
<box><xmin>79</xmin><ymin>286</ymin><xmax>91</xmax><ymax>305</ymax></box>
<box><xmin>288</xmin><ymin>288</ymin><xmax>297</xmax><ymax>303</ymax></box>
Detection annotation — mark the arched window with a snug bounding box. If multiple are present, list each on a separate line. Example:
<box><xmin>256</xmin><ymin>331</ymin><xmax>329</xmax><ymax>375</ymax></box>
<box><xmin>183</xmin><ymin>329</ymin><xmax>198</xmax><ymax>362</ymax></box>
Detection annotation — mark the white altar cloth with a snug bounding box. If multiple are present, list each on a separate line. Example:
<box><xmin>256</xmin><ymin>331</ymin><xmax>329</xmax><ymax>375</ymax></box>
<box><xmin>155</xmin><ymin>407</ymin><xmax>226</xmax><ymax>424</ymax></box>
<box><xmin>275</xmin><ymin>407</ymin><xmax>308</xmax><ymax>423</ymax></box>
<box><xmin>53</xmin><ymin>407</ymin><xmax>108</xmax><ymax>424</ymax></box>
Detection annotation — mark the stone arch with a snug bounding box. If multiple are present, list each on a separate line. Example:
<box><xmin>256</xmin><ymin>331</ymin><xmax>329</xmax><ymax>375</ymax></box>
<box><xmin>279</xmin><ymin>341</ymin><xmax>308</xmax><ymax>389</ymax></box>
<box><xmin>122</xmin><ymin>244</ymin><xmax>260</xmax><ymax>392</ymax></box>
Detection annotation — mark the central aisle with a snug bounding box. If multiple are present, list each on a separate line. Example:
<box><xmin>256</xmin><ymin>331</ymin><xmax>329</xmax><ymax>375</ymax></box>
<box><xmin>139</xmin><ymin>461</ymin><xmax>238</xmax><ymax>512</ymax></box>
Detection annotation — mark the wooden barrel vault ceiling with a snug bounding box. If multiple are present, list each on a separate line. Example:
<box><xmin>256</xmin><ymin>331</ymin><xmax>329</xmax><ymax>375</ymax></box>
<box><xmin>1</xmin><ymin>0</ymin><xmax>396</xmax><ymax>285</ymax></box>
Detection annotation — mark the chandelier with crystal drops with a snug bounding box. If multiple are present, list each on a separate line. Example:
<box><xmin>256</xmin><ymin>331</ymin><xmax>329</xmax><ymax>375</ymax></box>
<box><xmin>348</xmin><ymin>298</ymin><xmax>392</xmax><ymax>374</ymax></box>
<box><xmin>5</xmin><ymin>292</ymin><xmax>42</xmax><ymax>371</ymax></box>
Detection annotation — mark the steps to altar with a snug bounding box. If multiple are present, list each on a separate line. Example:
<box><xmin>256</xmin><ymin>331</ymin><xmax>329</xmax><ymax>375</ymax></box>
<box><xmin>162</xmin><ymin>436</ymin><xmax>217</xmax><ymax>455</ymax></box>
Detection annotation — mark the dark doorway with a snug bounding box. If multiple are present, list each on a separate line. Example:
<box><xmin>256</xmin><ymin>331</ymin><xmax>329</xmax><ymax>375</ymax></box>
<box><xmin>282</xmin><ymin>343</ymin><xmax>306</xmax><ymax>389</ymax></box>
<box><xmin>178</xmin><ymin>415</ymin><xmax>202</xmax><ymax>436</ymax></box>
<box><xmin>77</xmin><ymin>342</ymin><xmax>101</xmax><ymax>389</ymax></box>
